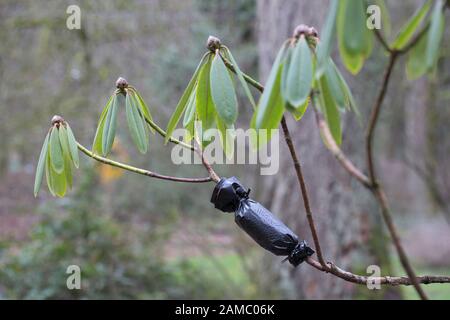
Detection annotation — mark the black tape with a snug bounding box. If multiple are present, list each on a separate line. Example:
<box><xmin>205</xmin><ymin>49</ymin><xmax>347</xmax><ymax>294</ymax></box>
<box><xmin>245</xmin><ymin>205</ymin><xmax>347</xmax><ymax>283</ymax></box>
<box><xmin>211</xmin><ymin>177</ymin><xmax>314</xmax><ymax>266</ymax></box>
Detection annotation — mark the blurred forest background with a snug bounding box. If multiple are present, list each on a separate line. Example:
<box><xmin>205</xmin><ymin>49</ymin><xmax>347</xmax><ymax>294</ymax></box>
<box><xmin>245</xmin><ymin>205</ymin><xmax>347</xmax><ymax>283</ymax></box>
<box><xmin>0</xmin><ymin>0</ymin><xmax>449</xmax><ymax>299</ymax></box>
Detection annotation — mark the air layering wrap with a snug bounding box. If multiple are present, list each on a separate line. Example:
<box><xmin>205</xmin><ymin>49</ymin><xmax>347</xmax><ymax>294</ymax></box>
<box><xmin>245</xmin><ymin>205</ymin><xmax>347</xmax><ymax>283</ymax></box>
<box><xmin>211</xmin><ymin>177</ymin><xmax>314</xmax><ymax>266</ymax></box>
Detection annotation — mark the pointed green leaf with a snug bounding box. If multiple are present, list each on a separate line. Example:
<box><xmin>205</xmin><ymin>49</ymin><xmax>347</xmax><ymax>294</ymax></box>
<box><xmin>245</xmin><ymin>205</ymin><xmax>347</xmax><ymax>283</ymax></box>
<box><xmin>375</xmin><ymin>0</ymin><xmax>391</xmax><ymax>37</ymax></box>
<box><xmin>92</xmin><ymin>94</ymin><xmax>114</xmax><ymax>154</ymax></box>
<box><xmin>165</xmin><ymin>53</ymin><xmax>209</xmax><ymax>143</ymax></box>
<box><xmin>337</xmin><ymin>0</ymin><xmax>373</xmax><ymax>74</ymax></box>
<box><xmin>184</xmin><ymin>118</ymin><xmax>195</xmax><ymax>143</ymax></box>
<box><xmin>324</xmin><ymin>59</ymin><xmax>346</xmax><ymax>112</ymax></box>
<box><xmin>210</xmin><ymin>52</ymin><xmax>238</xmax><ymax>125</ymax></box>
<box><xmin>284</xmin><ymin>36</ymin><xmax>314</xmax><ymax>108</ymax></box>
<box><xmin>58</xmin><ymin>125</ymin><xmax>70</xmax><ymax>158</ymax></box>
<box><xmin>288</xmin><ymin>98</ymin><xmax>309</xmax><ymax>121</ymax></box>
<box><xmin>183</xmin><ymin>88</ymin><xmax>197</xmax><ymax>127</ymax></box>
<box><xmin>406</xmin><ymin>28</ymin><xmax>428</xmax><ymax>80</ymax></box>
<box><xmin>126</xmin><ymin>92</ymin><xmax>148</xmax><ymax>154</ymax></box>
<box><xmin>252</xmin><ymin>64</ymin><xmax>285</xmax><ymax>149</ymax></box>
<box><xmin>45</xmin><ymin>153</ymin><xmax>55</xmax><ymax>196</ymax></box>
<box><xmin>47</xmin><ymin>153</ymin><xmax>66</xmax><ymax>197</ymax></box>
<box><xmin>318</xmin><ymin>75</ymin><xmax>342</xmax><ymax>145</ymax></box>
<box><xmin>102</xmin><ymin>95</ymin><xmax>118</xmax><ymax>156</ymax></box>
<box><xmin>197</xmin><ymin>56</ymin><xmax>216</xmax><ymax>131</ymax></box>
<box><xmin>64</xmin><ymin>153</ymin><xmax>73</xmax><ymax>189</ymax></box>
<box><xmin>133</xmin><ymin>90</ymin><xmax>155</xmax><ymax>134</ymax></box>
<box><xmin>216</xmin><ymin>115</ymin><xmax>235</xmax><ymax>160</ymax></box>
<box><xmin>49</xmin><ymin>127</ymin><xmax>64</xmax><ymax>174</ymax></box>
<box><xmin>34</xmin><ymin>131</ymin><xmax>50</xmax><ymax>196</ymax></box>
<box><xmin>255</xmin><ymin>43</ymin><xmax>288</xmax><ymax>130</ymax></box>
<box><xmin>426</xmin><ymin>0</ymin><xmax>445</xmax><ymax>71</ymax></box>
<box><xmin>65</xmin><ymin>123</ymin><xmax>79</xmax><ymax>168</ymax></box>
<box><xmin>340</xmin><ymin>0</ymin><xmax>370</xmax><ymax>55</ymax></box>
<box><xmin>391</xmin><ymin>0</ymin><xmax>431</xmax><ymax>50</ymax></box>
<box><xmin>222</xmin><ymin>46</ymin><xmax>256</xmax><ymax>109</ymax></box>
<box><xmin>316</xmin><ymin>0</ymin><xmax>339</xmax><ymax>76</ymax></box>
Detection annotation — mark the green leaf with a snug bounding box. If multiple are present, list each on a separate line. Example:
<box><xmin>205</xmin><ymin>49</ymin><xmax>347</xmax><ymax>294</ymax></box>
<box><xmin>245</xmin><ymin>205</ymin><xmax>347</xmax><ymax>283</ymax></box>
<box><xmin>102</xmin><ymin>95</ymin><xmax>119</xmax><ymax>156</ymax></box>
<box><xmin>316</xmin><ymin>0</ymin><xmax>339</xmax><ymax>76</ymax></box>
<box><xmin>284</xmin><ymin>36</ymin><xmax>314</xmax><ymax>108</ymax></box>
<box><xmin>184</xmin><ymin>119</ymin><xmax>195</xmax><ymax>143</ymax></box>
<box><xmin>254</xmin><ymin>43</ymin><xmax>288</xmax><ymax>130</ymax></box>
<box><xmin>221</xmin><ymin>46</ymin><xmax>256</xmax><ymax>109</ymax></box>
<box><xmin>58</xmin><ymin>125</ymin><xmax>70</xmax><ymax>157</ymax></box>
<box><xmin>253</xmin><ymin>64</ymin><xmax>285</xmax><ymax>148</ymax></box>
<box><xmin>289</xmin><ymin>98</ymin><xmax>310</xmax><ymax>121</ymax></box>
<box><xmin>337</xmin><ymin>0</ymin><xmax>373</xmax><ymax>74</ymax></box>
<box><xmin>64</xmin><ymin>153</ymin><xmax>73</xmax><ymax>189</ymax></box>
<box><xmin>49</xmin><ymin>126</ymin><xmax>64</xmax><ymax>174</ymax></box>
<box><xmin>318</xmin><ymin>75</ymin><xmax>342</xmax><ymax>145</ymax></box>
<box><xmin>183</xmin><ymin>88</ymin><xmax>197</xmax><ymax>127</ymax></box>
<box><xmin>165</xmin><ymin>53</ymin><xmax>209</xmax><ymax>143</ymax></box>
<box><xmin>92</xmin><ymin>94</ymin><xmax>114</xmax><ymax>154</ymax></box>
<box><xmin>216</xmin><ymin>115</ymin><xmax>235</xmax><ymax>160</ymax></box>
<box><xmin>34</xmin><ymin>131</ymin><xmax>50</xmax><ymax>196</ymax></box>
<box><xmin>210</xmin><ymin>52</ymin><xmax>238</xmax><ymax>125</ymax></box>
<box><xmin>328</xmin><ymin>60</ymin><xmax>357</xmax><ymax>113</ymax></box>
<box><xmin>324</xmin><ymin>58</ymin><xmax>346</xmax><ymax>112</ymax></box>
<box><xmin>126</xmin><ymin>92</ymin><xmax>148</xmax><ymax>154</ymax></box>
<box><xmin>46</xmin><ymin>153</ymin><xmax>66</xmax><ymax>197</ymax></box>
<box><xmin>65</xmin><ymin>123</ymin><xmax>79</xmax><ymax>168</ymax></box>
<box><xmin>45</xmin><ymin>153</ymin><xmax>55</xmax><ymax>196</ymax></box>
<box><xmin>197</xmin><ymin>56</ymin><xmax>216</xmax><ymax>131</ymax></box>
<box><xmin>426</xmin><ymin>0</ymin><xmax>445</xmax><ymax>71</ymax></box>
<box><xmin>391</xmin><ymin>0</ymin><xmax>431</xmax><ymax>50</ymax></box>
<box><xmin>406</xmin><ymin>28</ymin><xmax>428</xmax><ymax>80</ymax></box>
<box><xmin>133</xmin><ymin>90</ymin><xmax>155</xmax><ymax>134</ymax></box>
<box><xmin>375</xmin><ymin>0</ymin><xmax>392</xmax><ymax>37</ymax></box>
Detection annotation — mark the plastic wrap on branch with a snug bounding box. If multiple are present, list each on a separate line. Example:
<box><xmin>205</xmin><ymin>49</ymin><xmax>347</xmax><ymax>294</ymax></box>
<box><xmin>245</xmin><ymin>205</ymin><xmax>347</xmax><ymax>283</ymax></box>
<box><xmin>211</xmin><ymin>177</ymin><xmax>314</xmax><ymax>266</ymax></box>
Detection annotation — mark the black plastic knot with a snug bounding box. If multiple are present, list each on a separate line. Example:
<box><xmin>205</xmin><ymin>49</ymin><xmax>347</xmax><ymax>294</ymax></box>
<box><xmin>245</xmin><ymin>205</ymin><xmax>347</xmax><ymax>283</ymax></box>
<box><xmin>287</xmin><ymin>240</ymin><xmax>315</xmax><ymax>267</ymax></box>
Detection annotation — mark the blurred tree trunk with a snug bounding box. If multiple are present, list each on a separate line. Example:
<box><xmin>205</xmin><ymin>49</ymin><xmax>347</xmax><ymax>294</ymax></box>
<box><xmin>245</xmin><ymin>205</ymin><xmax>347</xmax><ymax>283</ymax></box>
<box><xmin>255</xmin><ymin>0</ymin><xmax>400</xmax><ymax>299</ymax></box>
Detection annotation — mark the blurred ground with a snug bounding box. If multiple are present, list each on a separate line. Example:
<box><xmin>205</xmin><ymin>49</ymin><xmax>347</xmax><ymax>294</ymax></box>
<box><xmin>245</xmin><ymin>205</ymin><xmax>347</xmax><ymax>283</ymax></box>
<box><xmin>1</xmin><ymin>172</ymin><xmax>449</xmax><ymax>299</ymax></box>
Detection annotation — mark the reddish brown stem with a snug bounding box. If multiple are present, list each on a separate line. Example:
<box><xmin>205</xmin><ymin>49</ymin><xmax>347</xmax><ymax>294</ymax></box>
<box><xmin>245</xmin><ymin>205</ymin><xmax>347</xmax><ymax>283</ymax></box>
<box><xmin>306</xmin><ymin>257</ymin><xmax>450</xmax><ymax>286</ymax></box>
<box><xmin>365</xmin><ymin>52</ymin><xmax>428</xmax><ymax>299</ymax></box>
<box><xmin>280</xmin><ymin>116</ymin><xmax>326</xmax><ymax>267</ymax></box>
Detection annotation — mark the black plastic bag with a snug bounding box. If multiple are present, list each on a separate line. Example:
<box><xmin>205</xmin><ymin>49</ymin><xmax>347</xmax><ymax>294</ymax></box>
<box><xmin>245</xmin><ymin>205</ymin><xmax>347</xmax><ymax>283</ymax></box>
<box><xmin>211</xmin><ymin>177</ymin><xmax>314</xmax><ymax>266</ymax></box>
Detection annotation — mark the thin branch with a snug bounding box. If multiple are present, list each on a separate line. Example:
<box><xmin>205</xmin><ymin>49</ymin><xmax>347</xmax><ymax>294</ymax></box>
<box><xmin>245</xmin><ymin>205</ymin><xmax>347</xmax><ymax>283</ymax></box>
<box><xmin>365</xmin><ymin>51</ymin><xmax>429</xmax><ymax>299</ymax></box>
<box><xmin>77</xmin><ymin>142</ymin><xmax>212</xmax><ymax>183</ymax></box>
<box><xmin>142</xmin><ymin>110</ymin><xmax>220</xmax><ymax>182</ymax></box>
<box><xmin>306</xmin><ymin>257</ymin><xmax>450</xmax><ymax>286</ymax></box>
<box><xmin>366</xmin><ymin>52</ymin><xmax>398</xmax><ymax>185</ymax></box>
<box><xmin>280</xmin><ymin>116</ymin><xmax>326</xmax><ymax>267</ymax></box>
<box><xmin>143</xmin><ymin>117</ymin><xmax>194</xmax><ymax>151</ymax></box>
<box><xmin>193</xmin><ymin>137</ymin><xmax>221</xmax><ymax>183</ymax></box>
<box><xmin>373</xmin><ymin>29</ymin><xmax>392</xmax><ymax>53</ymax></box>
<box><xmin>221</xmin><ymin>56</ymin><xmax>264</xmax><ymax>92</ymax></box>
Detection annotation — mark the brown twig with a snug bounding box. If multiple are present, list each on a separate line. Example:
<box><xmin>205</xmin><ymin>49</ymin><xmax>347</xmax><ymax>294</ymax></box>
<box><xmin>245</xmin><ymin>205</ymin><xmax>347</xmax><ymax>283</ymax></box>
<box><xmin>366</xmin><ymin>52</ymin><xmax>398</xmax><ymax>185</ymax></box>
<box><xmin>77</xmin><ymin>142</ymin><xmax>212</xmax><ymax>183</ymax></box>
<box><xmin>373</xmin><ymin>29</ymin><xmax>392</xmax><ymax>53</ymax></box>
<box><xmin>306</xmin><ymin>257</ymin><xmax>450</xmax><ymax>286</ymax></box>
<box><xmin>364</xmin><ymin>51</ymin><xmax>428</xmax><ymax>299</ymax></box>
<box><xmin>280</xmin><ymin>116</ymin><xmax>326</xmax><ymax>267</ymax></box>
<box><xmin>193</xmin><ymin>137</ymin><xmax>221</xmax><ymax>183</ymax></box>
